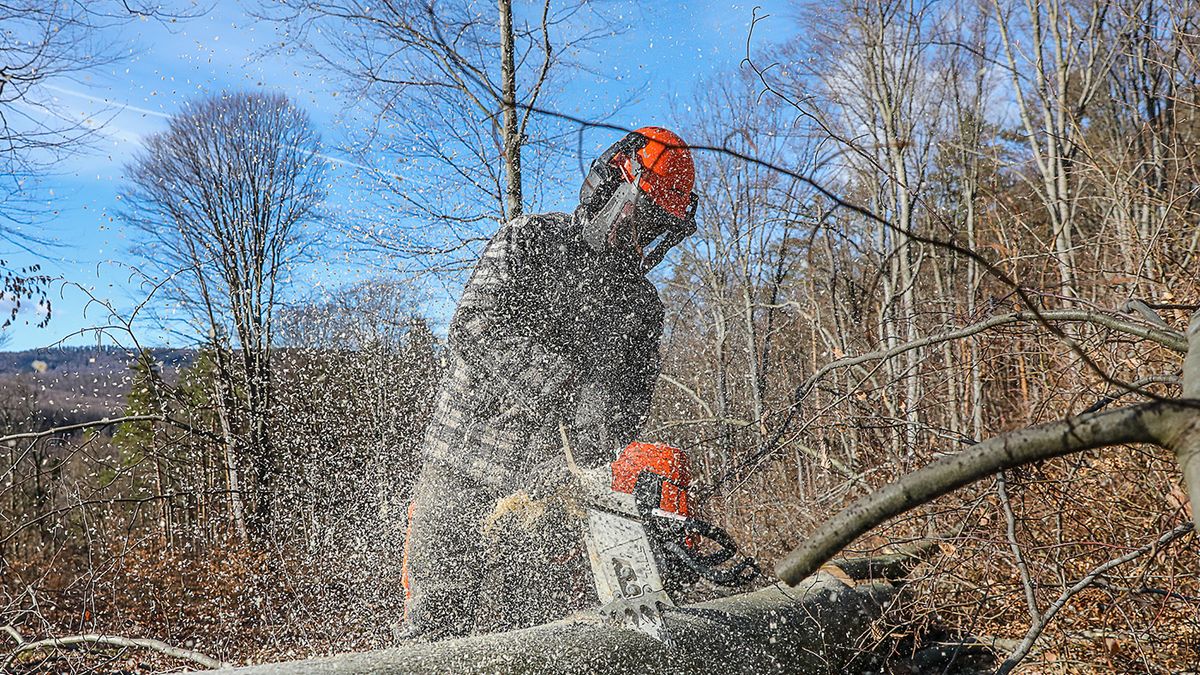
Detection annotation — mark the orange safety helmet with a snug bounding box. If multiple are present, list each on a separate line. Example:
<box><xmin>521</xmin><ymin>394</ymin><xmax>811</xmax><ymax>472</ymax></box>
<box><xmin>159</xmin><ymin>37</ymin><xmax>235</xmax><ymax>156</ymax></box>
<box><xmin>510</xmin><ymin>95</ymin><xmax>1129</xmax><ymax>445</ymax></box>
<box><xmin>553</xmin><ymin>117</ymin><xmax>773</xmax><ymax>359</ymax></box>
<box><xmin>613</xmin><ymin>127</ymin><xmax>695</xmax><ymax>219</ymax></box>
<box><xmin>578</xmin><ymin>127</ymin><xmax>698</xmax><ymax>270</ymax></box>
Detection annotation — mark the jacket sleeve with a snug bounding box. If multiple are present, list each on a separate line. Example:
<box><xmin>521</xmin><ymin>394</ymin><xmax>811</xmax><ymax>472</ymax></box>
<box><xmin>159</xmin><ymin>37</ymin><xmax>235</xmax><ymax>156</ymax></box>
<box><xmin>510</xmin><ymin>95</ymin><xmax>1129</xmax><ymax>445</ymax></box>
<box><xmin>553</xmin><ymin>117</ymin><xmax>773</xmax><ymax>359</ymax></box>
<box><xmin>571</xmin><ymin>281</ymin><xmax>664</xmax><ymax>467</ymax></box>
<box><xmin>618</xmin><ymin>285</ymin><xmax>664</xmax><ymax>440</ymax></box>
<box><xmin>449</xmin><ymin>217</ymin><xmax>574</xmax><ymax>407</ymax></box>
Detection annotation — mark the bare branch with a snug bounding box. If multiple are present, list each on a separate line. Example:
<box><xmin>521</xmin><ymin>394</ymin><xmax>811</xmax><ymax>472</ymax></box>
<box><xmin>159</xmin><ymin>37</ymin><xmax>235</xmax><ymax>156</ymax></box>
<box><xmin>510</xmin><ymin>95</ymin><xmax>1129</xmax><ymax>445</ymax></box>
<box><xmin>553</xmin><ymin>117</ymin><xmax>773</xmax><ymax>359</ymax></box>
<box><xmin>775</xmin><ymin>400</ymin><xmax>1196</xmax><ymax>585</ymax></box>
<box><xmin>2</xmin><ymin>633</ymin><xmax>229</xmax><ymax>671</ymax></box>
<box><xmin>791</xmin><ymin>309</ymin><xmax>1188</xmax><ymax>405</ymax></box>
<box><xmin>0</xmin><ymin>414</ymin><xmax>217</xmax><ymax>445</ymax></box>
<box><xmin>997</xmin><ymin>472</ymin><xmax>1041</xmax><ymax>626</ymax></box>
<box><xmin>996</xmin><ymin>522</ymin><xmax>1195</xmax><ymax>675</ymax></box>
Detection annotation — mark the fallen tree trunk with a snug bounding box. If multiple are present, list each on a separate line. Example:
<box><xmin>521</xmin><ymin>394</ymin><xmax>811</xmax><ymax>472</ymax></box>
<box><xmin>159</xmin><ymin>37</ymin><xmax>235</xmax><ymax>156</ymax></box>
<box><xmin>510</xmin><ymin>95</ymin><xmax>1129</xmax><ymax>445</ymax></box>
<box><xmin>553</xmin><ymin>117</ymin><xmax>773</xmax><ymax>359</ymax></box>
<box><xmin>211</xmin><ymin>554</ymin><xmax>923</xmax><ymax>675</ymax></box>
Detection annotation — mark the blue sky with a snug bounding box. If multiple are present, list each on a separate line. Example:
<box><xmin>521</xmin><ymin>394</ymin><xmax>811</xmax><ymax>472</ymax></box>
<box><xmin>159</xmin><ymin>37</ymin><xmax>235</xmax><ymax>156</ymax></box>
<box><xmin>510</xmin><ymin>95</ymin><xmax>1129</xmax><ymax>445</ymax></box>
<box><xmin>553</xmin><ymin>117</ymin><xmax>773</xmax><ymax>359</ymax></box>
<box><xmin>3</xmin><ymin>0</ymin><xmax>793</xmax><ymax>351</ymax></box>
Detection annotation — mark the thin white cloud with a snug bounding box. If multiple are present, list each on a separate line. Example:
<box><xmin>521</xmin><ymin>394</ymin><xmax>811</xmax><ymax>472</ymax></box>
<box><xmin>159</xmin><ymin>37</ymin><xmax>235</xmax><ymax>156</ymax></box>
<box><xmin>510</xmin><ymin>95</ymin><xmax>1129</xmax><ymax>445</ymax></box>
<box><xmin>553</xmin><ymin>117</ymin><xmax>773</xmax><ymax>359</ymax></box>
<box><xmin>40</xmin><ymin>83</ymin><xmax>173</xmax><ymax>120</ymax></box>
<box><xmin>33</xmin><ymin>82</ymin><xmax>405</xmax><ymax>181</ymax></box>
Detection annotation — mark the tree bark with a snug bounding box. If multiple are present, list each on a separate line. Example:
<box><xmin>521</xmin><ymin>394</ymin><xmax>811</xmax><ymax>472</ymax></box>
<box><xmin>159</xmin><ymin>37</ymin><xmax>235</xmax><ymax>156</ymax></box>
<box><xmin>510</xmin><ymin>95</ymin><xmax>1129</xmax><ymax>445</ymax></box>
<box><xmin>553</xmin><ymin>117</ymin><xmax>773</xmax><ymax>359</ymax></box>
<box><xmin>1173</xmin><ymin>311</ymin><xmax>1200</xmax><ymax>516</ymax></box>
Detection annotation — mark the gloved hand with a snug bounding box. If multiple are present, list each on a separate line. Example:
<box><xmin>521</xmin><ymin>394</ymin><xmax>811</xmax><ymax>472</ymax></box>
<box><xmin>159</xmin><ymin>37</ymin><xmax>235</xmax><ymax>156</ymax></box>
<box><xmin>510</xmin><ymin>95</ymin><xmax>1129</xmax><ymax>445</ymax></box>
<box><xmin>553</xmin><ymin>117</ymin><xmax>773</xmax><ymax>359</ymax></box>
<box><xmin>481</xmin><ymin>489</ymin><xmax>546</xmax><ymax>537</ymax></box>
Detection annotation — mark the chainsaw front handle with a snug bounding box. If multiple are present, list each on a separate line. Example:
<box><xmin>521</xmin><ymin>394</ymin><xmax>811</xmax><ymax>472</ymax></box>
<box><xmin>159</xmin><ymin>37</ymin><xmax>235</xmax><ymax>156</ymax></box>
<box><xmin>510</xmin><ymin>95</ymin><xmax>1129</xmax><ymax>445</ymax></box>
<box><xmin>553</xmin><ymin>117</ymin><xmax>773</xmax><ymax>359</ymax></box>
<box><xmin>664</xmin><ymin>539</ymin><xmax>760</xmax><ymax>587</ymax></box>
<box><xmin>633</xmin><ymin>472</ymin><xmax>762</xmax><ymax>589</ymax></box>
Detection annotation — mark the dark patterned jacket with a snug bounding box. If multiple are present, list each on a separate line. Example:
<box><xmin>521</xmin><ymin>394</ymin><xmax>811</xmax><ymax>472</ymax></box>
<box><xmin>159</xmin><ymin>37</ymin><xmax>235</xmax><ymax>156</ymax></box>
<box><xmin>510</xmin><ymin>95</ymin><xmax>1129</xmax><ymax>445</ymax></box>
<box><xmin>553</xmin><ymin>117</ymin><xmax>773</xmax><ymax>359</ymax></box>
<box><xmin>421</xmin><ymin>212</ymin><xmax>664</xmax><ymax>491</ymax></box>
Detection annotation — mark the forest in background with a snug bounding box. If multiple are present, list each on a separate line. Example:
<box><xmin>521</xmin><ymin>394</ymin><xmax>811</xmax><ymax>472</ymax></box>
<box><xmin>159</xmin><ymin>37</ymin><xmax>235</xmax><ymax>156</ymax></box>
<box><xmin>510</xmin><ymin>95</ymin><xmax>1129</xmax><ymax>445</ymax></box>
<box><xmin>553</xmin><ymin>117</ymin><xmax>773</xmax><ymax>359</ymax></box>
<box><xmin>4</xmin><ymin>0</ymin><xmax>1200</xmax><ymax>672</ymax></box>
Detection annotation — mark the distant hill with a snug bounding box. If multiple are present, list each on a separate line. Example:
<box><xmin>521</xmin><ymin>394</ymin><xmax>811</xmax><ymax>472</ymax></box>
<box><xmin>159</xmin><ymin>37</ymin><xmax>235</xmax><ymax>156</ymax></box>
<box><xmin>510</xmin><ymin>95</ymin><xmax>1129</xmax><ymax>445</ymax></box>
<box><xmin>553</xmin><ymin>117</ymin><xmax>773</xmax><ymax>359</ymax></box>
<box><xmin>0</xmin><ymin>346</ymin><xmax>195</xmax><ymax>432</ymax></box>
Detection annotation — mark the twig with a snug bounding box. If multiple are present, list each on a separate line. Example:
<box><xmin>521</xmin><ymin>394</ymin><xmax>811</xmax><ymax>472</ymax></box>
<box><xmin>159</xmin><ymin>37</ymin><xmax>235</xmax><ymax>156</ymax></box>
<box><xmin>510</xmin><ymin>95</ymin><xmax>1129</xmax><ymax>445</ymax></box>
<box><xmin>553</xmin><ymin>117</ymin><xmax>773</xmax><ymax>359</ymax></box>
<box><xmin>1</xmin><ymin>625</ymin><xmax>24</xmax><ymax>646</ymax></box>
<box><xmin>996</xmin><ymin>522</ymin><xmax>1195</xmax><ymax>675</ymax></box>
<box><xmin>1081</xmin><ymin>373</ymin><xmax>1180</xmax><ymax>414</ymax></box>
<box><xmin>997</xmin><ymin>472</ymin><xmax>1041</xmax><ymax>626</ymax></box>
<box><xmin>2</xmin><ymin>633</ymin><xmax>229</xmax><ymax>670</ymax></box>
<box><xmin>0</xmin><ymin>414</ymin><xmax>217</xmax><ymax>445</ymax></box>
<box><xmin>1091</xmin><ymin>578</ymin><xmax>1200</xmax><ymax>603</ymax></box>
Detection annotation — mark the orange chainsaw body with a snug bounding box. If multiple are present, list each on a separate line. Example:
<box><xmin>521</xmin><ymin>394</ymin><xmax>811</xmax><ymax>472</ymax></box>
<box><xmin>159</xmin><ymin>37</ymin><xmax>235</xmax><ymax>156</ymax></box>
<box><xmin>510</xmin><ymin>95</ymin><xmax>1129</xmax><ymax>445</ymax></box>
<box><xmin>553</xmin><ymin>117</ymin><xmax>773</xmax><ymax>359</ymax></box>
<box><xmin>610</xmin><ymin>441</ymin><xmax>691</xmax><ymax>517</ymax></box>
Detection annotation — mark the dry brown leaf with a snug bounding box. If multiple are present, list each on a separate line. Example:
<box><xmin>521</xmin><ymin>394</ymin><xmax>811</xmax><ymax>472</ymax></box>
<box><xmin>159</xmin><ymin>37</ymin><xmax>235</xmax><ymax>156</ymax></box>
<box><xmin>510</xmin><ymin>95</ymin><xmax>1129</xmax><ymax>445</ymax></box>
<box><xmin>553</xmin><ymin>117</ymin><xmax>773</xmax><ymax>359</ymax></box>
<box><xmin>1168</xmin><ymin>483</ymin><xmax>1193</xmax><ymax>519</ymax></box>
<box><xmin>819</xmin><ymin>563</ymin><xmax>857</xmax><ymax>587</ymax></box>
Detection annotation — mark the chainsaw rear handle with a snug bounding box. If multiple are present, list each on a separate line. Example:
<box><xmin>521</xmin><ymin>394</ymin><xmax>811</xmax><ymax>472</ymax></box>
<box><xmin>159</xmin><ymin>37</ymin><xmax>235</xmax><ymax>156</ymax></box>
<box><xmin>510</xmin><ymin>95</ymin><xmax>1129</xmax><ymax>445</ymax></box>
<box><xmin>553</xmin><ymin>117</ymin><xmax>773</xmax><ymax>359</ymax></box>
<box><xmin>672</xmin><ymin>516</ymin><xmax>737</xmax><ymax>566</ymax></box>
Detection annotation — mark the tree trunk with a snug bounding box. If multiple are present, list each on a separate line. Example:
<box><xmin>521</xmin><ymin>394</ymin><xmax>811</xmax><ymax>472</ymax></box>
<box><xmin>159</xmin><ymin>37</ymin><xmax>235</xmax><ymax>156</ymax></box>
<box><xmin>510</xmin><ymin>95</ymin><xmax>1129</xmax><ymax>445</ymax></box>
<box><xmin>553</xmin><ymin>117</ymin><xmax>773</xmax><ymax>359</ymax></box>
<box><xmin>212</xmin><ymin>566</ymin><xmax>909</xmax><ymax>674</ymax></box>
<box><xmin>211</xmin><ymin>358</ymin><xmax>249</xmax><ymax>542</ymax></box>
<box><xmin>498</xmin><ymin>0</ymin><xmax>522</xmax><ymax>220</ymax></box>
<box><xmin>1176</xmin><ymin>311</ymin><xmax>1200</xmax><ymax>515</ymax></box>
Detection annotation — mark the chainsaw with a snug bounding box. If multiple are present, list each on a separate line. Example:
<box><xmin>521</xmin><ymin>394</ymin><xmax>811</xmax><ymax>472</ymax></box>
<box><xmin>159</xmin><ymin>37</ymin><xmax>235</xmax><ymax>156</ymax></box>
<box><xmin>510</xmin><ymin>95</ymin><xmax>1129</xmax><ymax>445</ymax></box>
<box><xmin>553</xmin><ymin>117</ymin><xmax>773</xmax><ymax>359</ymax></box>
<box><xmin>577</xmin><ymin>442</ymin><xmax>760</xmax><ymax>642</ymax></box>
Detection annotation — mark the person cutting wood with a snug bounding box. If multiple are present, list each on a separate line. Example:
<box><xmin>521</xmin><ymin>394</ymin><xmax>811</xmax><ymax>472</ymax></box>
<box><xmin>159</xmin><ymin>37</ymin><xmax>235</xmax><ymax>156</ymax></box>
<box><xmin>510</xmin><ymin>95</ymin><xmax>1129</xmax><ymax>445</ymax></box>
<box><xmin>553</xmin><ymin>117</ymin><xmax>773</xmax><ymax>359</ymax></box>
<box><xmin>399</xmin><ymin>126</ymin><xmax>698</xmax><ymax>640</ymax></box>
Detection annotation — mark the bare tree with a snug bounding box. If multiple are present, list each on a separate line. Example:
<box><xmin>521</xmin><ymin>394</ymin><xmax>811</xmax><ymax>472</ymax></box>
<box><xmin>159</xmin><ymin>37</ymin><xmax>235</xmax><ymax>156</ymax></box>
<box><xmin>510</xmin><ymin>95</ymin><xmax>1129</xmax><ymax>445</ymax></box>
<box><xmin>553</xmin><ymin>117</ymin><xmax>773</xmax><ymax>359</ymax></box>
<box><xmin>2</xmin><ymin>0</ymin><xmax>115</xmax><ymax>223</ymax></box>
<box><xmin>255</xmin><ymin>0</ymin><xmax>618</xmax><ymax>272</ymax></box>
<box><xmin>652</xmin><ymin>72</ymin><xmax>817</xmax><ymax>493</ymax></box>
<box><xmin>717</xmin><ymin>1</ymin><xmax>1200</xmax><ymax>668</ymax></box>
<box><xmin>121</xmin><ymin>91</ymin><xmax>325</xmax><ymax>536</ymax></box>
<box><xmin>991</xmin><ymin>0</ymin><xmax>1120</xmax><ymax>299</ymax></box>
<box><xmin>0</xmin><ymin>0</ymin><xmax>203</xmax><ymax>227</ymax></box>
<box><xmin>757</xmin><ymin>0</ymin><xmax>955</xmax><ymax>462</ymax></box>
<box><xmin>0</xmin><ymin>1</ymin><xmax>201</xmax><ymax>322</ymax></box>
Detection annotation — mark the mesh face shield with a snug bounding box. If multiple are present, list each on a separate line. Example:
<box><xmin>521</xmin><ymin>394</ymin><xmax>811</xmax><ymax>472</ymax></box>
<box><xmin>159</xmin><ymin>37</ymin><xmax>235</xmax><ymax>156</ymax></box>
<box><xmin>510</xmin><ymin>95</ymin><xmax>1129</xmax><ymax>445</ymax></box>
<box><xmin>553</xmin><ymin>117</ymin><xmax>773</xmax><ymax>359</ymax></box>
<box><xmin>580</xmin><ymin>176</ymin><xmax>642</xmax><ymax>253</ymax></box>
